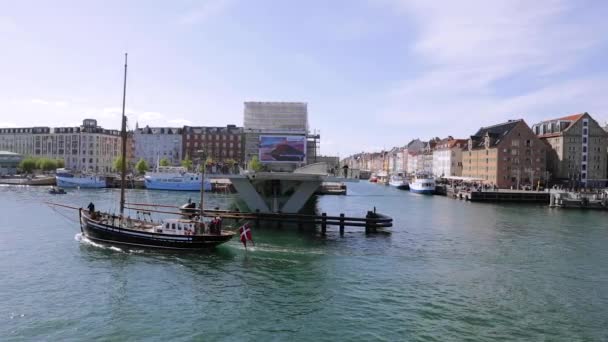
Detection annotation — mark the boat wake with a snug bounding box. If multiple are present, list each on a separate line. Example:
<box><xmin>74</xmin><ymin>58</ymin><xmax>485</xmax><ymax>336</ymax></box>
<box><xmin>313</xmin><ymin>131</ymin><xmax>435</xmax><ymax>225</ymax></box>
<box><xmin>74</xmin><ymin>233</ymin><xmax>144</xmax><ymax>254</ymax></box>
<box><xmin>233</xmin><ymin>244</ymin><xmax>325</xmax><ymax>256</ymax></box>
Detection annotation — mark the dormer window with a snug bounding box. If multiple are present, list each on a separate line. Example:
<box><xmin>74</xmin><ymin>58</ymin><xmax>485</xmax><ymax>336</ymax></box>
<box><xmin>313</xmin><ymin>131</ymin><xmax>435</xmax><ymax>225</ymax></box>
<box><xmin>484</xmin><ymin>135</ymin><xmax>491</xmax><ymax>149</ymax></box>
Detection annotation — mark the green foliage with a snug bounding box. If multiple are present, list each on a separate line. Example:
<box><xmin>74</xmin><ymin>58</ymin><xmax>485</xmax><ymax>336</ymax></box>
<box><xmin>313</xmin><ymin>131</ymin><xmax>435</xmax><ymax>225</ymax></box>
<box><xmin>248</xmin><ymin>156</ymin><xmax>263</xmax><ymax>172</ymax></box>
<box><xmin>41</xmin><ymin>158</ymin><xmax>57</xmax><ymax>171</ymax></box>
<box><xmin>19</xmin><ymin>157</ymin><xmax>37</xmax><ymax>173</ymax></box>
<box><xmin>32</xmin><ymin>157</ymin><xmax>57</xmax><ymax>171</ymax></box>
<box><xmin>113</xmin><ymin>156</ymin><xmax>126</xmax><ymax>172</ymax></box>
<box><xmin>18</xmin><ymin>157</ymin><xmax>65</xmax><ymax>173</ymax></box>
<box><xmin>224</xmin><ymin>158</ymin><xmax>236</xmax><ymax>166</ymax></box>
<box><xmin>159</xmin><ymin>158</ymin><xmax>170</xmax><ymax>167</ymax></box>
<box><xmin>135</xmin><ymin>158</ymin><xmax>149</xmax><ymax>175</ymax></box>
<box><xmin>181</xmin><ymin>157</ymin><xmax>193</xmax><ymax>171</ymax></box>
<box><xmin>205</xmin><ymin>157</ymin><xmax>214</xmax><ymax>165</ymax></box>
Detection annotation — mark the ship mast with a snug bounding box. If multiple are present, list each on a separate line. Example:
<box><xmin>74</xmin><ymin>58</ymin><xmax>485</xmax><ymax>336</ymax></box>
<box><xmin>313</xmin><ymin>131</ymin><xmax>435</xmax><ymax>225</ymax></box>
<box><xmin>119</xmin><ymin>53</ymin><xmax>128</xmax><ymax>216</ymax></box>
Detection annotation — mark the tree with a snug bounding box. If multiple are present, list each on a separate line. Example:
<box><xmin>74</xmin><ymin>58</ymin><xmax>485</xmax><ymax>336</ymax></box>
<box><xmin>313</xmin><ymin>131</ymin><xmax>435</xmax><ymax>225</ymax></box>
<box><xmin>113</xmin><ymin>156</ymin><xmax>126</xmax><ymax>172</ymax></box>
<box><xmin>248</xmin><ymin>156</ymin><xmax>263</xmax><ymax>172</ymax></box>
<box><xmin>55</xmin><ymin>159</ymin><xmax>65</xmax><ymax>169</ymax></box>
<box><xmin>40</xmin><ymin>158</ymin><xmax>57</xmax><ymax>171</ymax></box>
<box><xmin>159</xmin><ymin>157</ymin><xmax>170</xmax><ymax>167</ymax></box>
<box><xmin>205</xmin><ymin>157</ymin><xmax>214</xmax><ymax>165</ymax></box>
<box><xmin>19</xmin><ymin>157</ymin><xmax>37</xmax><ymax>173</ymax></box>
<box><xmin>135</xmin><ymin>158</ymin><xmax>149</xmax><ymax>175</ymax></box>
<box><xmin>225</xmin><ymin>158</ymin><xmax>236</xmax><ymax>166</ymax></box>
<box><xmin>181</xmin><ymin>157</ymin><xmax>193</xmax><ymax>171</ymax></box>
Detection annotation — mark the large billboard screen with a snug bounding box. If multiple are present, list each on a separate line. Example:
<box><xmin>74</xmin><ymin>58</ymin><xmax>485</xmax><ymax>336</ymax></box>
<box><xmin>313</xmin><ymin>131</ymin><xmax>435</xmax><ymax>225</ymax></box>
<box><xmin>259</xmin><ymin>135</ymin><xmax>307</xmax><ymax>163</ymax></box>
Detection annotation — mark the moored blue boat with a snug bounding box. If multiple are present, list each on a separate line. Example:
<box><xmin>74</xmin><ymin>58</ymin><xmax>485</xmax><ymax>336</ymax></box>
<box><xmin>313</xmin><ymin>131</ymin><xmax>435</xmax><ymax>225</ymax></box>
<box><xmin>409</xmin><ymin>176</ymin><xmax>435</xmax><ymax>194</ymax></box>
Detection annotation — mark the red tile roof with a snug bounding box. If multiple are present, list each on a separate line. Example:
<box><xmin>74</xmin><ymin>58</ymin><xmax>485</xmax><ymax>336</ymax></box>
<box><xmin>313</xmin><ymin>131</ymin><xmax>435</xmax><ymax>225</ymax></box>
<box><xmin>557</xmin><ymin>113</ymin><xmax>584</xmax><ymax>121</ymax></box>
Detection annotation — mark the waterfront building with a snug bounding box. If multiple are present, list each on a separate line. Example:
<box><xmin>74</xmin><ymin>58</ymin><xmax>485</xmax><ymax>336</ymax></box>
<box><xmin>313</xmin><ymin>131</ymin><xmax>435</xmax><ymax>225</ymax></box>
<box><xmin>243</xmin><ymin>102</ymin><xmax>318</xmax><ymax>170</ymax></box>
<box><xmin>0</xmin><ymin>126</ymin><xmax>49</xmax><ymax>157</ymax></box>
<box><xmin>421</xmin><ymin>139</ymin><xmax>438</xmax><ymax>175</ymax></box>
<box><xmin>387</xmin><ymin>147</ymin><xmax>407</xmax><ymax>173</ymax></box>
<box><xmin>0</xmin><ymin>119</ymin><xmax>121</xmax><ymax>173</ymax></box>
<box><xmin>407</xmin><ymin>151</ymin><xmax>418</xmax><ymax>174</ymax></box>
<box><xmin>182</xmin><ymin>125</ymin><xmax>244</xmax><ymax>164</ymax></box>
<box><xmin>432</xmin><ymin>137</ymin><xmax>467</xmax><ymax>177</ymax></box>
<box><xmin>134</xmin><ymin>125</ymin><xmax>183</xmax><ymax>167</ymax></box>
<box><xmin>531</xmin><ymin>113</ymin><xmax>607</xmax><ymax>187</ymax></box>
<box><xmin>0</xmin><ymin>151</ymin><xmax>23</xmax><ymax>175</ymax></box>
<box><xmin>244</xmin><ymin>101</ymin><xmax>308</xmax><ymax>131</ymax></box>
<box><xmin>405</xmin><ymin>139</ymin><xmax>425</xmax><ymax>174</ymax></box>
<box><xmin>463</xmin><ymin>119</ymin><xmax>547</xmax><ymax>188</ymax></box>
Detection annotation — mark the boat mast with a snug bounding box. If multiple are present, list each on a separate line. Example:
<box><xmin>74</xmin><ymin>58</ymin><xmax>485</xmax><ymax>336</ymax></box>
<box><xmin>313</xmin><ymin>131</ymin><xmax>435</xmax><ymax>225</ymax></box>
<box><xmin>119</xmin><ymin>53</ymin><xmax>128</xmax><ymax>216</ymax></box>
<box><xmin>199</xmin><ymin>151</ymin><xmax>205</xmax><ymax>222</ymax></box>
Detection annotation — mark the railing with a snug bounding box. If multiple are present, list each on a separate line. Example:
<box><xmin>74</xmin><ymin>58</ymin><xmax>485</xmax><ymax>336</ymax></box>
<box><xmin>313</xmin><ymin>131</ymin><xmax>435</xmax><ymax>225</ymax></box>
<box><xmin>126</xmin><ymin>203</ymin><xmax>393</xmax><ymax>234</ymax></box>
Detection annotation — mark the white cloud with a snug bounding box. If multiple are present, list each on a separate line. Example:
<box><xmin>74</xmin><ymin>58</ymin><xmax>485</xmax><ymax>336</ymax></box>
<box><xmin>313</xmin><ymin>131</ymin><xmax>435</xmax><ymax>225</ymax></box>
<box><xmin>178</xmin><ymin>0</ymin><xmax>234</xmax><ymax>26</ymax></box>
<box><xmin>31</xmin><ymin>98</ymin><xmax>70</xmax><ymax>107</ymax></box>
<box><xmin>0</xmin><ymin>16</ymin><xmax>17</xmax><ymax>33</ymax></box>
<box><xmin>31</xmin><ymin>98</ymin><xmax>50</xmax><ymax>105</ymax></box>
<box><xmin>377</xmin><ymin>0</ymin><xmax>608</xmax><ymax>137</ymax></box>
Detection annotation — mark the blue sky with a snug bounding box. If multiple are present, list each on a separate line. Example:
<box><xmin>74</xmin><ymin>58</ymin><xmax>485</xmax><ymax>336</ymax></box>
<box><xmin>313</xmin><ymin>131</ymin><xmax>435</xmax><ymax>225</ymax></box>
<box><xmin>1</xmin><ymin>0</ymin><xmax>607</xmax><ymax>156</ymax></box>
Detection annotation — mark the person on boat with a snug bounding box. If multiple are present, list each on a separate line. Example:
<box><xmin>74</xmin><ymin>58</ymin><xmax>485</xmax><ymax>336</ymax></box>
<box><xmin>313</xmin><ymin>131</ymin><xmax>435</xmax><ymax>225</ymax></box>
<box><xmin>87</xmin><ymin>202</ymin><xmax>95</xmax><ymax>213</ymax></box>
<box><xmin>214</xmin><ymin>216</ymin><xmax>222</xmax><ymax>235</ymax></box>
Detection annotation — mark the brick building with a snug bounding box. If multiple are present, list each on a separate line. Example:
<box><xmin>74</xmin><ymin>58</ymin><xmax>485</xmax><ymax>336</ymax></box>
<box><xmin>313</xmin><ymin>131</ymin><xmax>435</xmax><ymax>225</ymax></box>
<box><xmin>182</xmin><ymin>125</ymin><xmax>244</xmax><ymax>164</ymax></box>
<box><xmin>463</xmin><ymin>119</ymin><xmax>547</xmax><ymax>188</ymax></box>
<box><xmin>531</xmin><ymin>112</ymin><xmax>608</xmax><ymax>187</ymax></box>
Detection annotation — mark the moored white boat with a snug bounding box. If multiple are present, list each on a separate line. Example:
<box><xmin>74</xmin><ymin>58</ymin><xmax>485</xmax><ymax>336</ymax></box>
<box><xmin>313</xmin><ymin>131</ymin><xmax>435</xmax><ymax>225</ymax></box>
<box><xmin>144</xmin><ymin>166</ymin><xmax>212</xmax><ymax>191</ymax></box>
<box><xmin>56</xmin><ymin>168</ymin><xmax>106</xmax><ymax>188</ymax></box>
<box><xmin>409</xmin><ymin>176</ymin><xmax>435</xmax><ymax>194</ymax></box>
<box><xmin>388</xmin><ymin>174</ymin><xmax>409</xmax><ymax>190</ymax></box>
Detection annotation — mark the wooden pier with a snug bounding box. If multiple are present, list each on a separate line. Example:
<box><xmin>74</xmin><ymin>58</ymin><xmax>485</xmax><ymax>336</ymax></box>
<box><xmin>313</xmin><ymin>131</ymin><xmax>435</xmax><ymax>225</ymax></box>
<box><xmin>125</xmin><ymin>202</ymin><xmax>392</xmax><ymax>234</ymax></box>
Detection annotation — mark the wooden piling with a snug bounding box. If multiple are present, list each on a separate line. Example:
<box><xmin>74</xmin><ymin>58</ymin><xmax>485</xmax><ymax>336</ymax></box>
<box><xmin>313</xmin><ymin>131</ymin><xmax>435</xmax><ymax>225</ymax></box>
<box><xmin>255</xmin><ymin>209</ymin><xmax>260</xmax><ymax>229</ymax></box>
<box><xmin>339</xmin><ymin>213</ymin><xmax>345</xmax><ymax>235</ymax></box>
<box><xmin>321</xmin><ymin>212</ymin><xmax>327</xmax><ymax>235</ymax></box>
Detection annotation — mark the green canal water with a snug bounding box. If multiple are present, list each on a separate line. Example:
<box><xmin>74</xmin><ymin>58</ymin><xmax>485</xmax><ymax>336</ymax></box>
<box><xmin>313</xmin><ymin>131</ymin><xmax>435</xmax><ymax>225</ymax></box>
<box><xmin>1</xmin><ymin>182</ymin><xmax>607</xmax><ymax>341</ymax></box>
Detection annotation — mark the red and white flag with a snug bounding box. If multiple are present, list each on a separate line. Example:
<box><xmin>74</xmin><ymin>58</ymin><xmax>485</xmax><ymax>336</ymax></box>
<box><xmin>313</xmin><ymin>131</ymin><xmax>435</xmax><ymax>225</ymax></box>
<box><xmin>239</xmin><ymin>224</ymin><xmax>254</xmax><ymax>247</ymax></box>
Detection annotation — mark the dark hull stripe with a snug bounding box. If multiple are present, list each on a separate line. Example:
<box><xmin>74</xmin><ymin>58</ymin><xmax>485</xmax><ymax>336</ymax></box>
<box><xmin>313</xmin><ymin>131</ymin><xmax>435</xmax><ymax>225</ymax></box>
<box><xmin>81</xmin><ymin>216</ymin><xmax>233</xmax><ymax>249</ymax></box>
<box><xmin>84</xmin><ymin>235</ymin><xmax>218</xmax><ymax>250</ymax></box>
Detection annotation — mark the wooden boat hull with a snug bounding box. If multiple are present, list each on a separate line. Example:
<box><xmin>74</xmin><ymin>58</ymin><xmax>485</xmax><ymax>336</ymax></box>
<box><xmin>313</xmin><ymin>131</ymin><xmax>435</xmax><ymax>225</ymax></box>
<box><xmin>79</xmin><ymin>211</ymin><xmax>234</xmax><ymax>250</ymax></box>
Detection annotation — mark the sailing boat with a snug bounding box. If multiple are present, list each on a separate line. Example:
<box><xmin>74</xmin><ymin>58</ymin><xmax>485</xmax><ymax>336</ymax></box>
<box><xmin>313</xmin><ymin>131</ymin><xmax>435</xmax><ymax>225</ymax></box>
<box><xmin>78</xmin><ymin>54</ymin><xmax>235</xmax><ymax>250</ymax></box>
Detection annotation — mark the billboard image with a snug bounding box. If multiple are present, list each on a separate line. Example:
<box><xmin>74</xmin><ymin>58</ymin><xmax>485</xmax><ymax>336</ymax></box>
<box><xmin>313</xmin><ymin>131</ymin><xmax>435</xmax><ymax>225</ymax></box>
<box><xmin>259</xmin><ymin>135</ymin><xmax>307</xmax><ymax>163</ymax></box>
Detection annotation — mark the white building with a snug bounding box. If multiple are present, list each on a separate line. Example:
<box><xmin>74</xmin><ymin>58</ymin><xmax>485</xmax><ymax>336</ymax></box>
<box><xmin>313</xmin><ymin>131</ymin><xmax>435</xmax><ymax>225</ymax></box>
<box><xmin>432</xmin><ymin>137</ymin><xmax>467</xmax><ymax>177</ymax></box>
<box><xmin>244</xmin><ymin>102</ymin><xmax>308</xmax><ymax>131</ymax></box>
<box><xmin>243</xmin><ymin>102</ymin><xmax>317</xmax><ymax>170</ymax></box>
<box><xmin>134</xmin><ymin>125</ymin><xmax>183</xmax><ymax>167</ymax></box>
<box><xmin>0</xmin><ymin>119</ymin><xmax>121</xmax><ymax>173</ymax></box>
<box><xmin>406</xmin><ymin>151</ymin><xmax>418</xmax><ymax>174</ymax></box>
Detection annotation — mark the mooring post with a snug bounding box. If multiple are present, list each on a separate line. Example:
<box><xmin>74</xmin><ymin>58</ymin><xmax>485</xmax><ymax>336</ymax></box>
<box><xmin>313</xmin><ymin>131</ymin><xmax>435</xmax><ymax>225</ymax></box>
<box><xmin>321</xmin><ymin>212</ymin><xmax>327</xmax><ymax>235</ymax></box>
<box><xmin>365</xmin><ymin>211</ymin><xmax>372</xmax><ymax>234</ymax></box>
<box><xmin>339</xmin><ymin>213</ymin><xmax>345</xmax><ymax>236</ymax></box>
<box><xmin>255</xmin><ymin>209</ymin><xmax>260</xmax><ymax>229</ymax></box>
